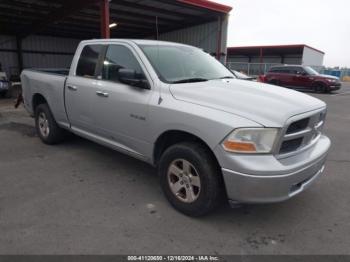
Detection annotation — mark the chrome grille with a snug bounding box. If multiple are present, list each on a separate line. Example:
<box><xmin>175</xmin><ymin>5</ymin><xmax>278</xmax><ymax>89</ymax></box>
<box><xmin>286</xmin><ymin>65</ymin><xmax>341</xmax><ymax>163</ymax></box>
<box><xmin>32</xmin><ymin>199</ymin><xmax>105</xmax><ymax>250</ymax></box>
<box><xmin>277</xmin><ymin>109</ymin><xmax>326</xmax><ymax>157</ymax></box>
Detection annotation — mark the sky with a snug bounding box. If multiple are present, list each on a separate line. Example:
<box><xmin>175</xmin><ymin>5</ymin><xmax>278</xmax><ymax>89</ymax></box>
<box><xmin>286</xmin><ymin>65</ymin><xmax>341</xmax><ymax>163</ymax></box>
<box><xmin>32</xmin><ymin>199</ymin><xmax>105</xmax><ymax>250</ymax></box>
<box><xmin>215</xmin><ymin>0</ymin><xmax>350</xmax><ymax>67</ymax></box>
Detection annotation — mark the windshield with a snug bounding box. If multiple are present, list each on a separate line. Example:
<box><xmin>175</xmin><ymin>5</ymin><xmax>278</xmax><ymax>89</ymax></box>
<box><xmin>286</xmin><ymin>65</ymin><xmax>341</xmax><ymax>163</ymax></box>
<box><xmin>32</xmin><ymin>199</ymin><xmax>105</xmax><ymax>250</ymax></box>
<box><xmin>304</xmin><ymin>66</ymin><xmax>319</xmax><ymax>76</ymax></box>
<box><xmin>139</xmin><ymin>44</ymin><xmax>234</xmax><ymax>83</ymax></box>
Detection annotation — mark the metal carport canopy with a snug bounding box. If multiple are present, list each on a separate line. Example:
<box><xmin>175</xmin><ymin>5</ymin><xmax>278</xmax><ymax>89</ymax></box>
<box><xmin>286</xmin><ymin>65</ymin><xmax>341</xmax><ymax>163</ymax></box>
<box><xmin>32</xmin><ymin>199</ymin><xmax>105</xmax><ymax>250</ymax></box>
<box><xmin>227</xmin><ymin>45</ymin><xmax>325</xmax><ymax>57</ymax></box>
<box><xmin>0</xmin><ymin>0</ymin><xmax>232</xmax><ymax>39</ymax></box>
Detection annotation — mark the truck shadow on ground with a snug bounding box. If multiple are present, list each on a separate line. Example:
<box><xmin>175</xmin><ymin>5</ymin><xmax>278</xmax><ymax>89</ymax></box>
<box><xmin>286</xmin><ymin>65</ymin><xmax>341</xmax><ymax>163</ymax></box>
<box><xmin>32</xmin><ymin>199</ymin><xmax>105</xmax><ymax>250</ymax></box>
<box><xmin>0</xmin><ymin>122</ymin><xmax>37</xmax><ymax>137</ymax></box>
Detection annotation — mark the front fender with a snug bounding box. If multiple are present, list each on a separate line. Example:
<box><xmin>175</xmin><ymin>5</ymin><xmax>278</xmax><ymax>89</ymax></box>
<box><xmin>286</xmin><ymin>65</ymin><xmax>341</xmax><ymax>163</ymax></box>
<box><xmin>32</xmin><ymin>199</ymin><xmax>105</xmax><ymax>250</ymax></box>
<box><xmin>147</xmin><ymin>96</ymin><xmax>262</xmax><ymax>160</ymax></box>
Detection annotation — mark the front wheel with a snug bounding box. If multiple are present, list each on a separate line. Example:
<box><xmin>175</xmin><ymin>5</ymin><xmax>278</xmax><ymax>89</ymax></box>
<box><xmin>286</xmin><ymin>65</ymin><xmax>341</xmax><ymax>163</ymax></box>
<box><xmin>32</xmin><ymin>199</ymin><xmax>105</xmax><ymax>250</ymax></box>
<box><xmin>35</xmin><ymin>103</ymin><xmax>66</xmax><ymax>144</ymax></box>
<box><xmin>158</xmin><ymin>142</ymin><xmax>223</xmax><ymax>216</ymax></box>
<box><xmin>313</xmin><ymin>82</ymin><xmax>327</xmax><ymax>93</ymax></box>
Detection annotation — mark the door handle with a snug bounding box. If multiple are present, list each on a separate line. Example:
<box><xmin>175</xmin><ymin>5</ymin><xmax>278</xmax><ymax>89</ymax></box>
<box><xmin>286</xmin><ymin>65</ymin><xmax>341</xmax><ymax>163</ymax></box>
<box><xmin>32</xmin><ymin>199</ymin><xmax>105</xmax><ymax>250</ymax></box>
<box><xmin>67</xmin><ymin>85</ymin><xmax>77</xmax><ymax>91</ymax></box>
<box><xmin>96</xmin><ymin>91</ymin><xmax>109</xmax><ymax>97</ymax></box>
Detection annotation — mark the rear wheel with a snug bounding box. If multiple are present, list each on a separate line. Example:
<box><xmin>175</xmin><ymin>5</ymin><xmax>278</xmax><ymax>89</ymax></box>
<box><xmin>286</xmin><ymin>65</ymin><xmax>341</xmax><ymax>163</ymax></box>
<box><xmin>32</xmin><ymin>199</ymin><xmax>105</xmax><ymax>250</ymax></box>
<box><xmin>158</xmin><ymin>142</ymin><xmax>223</xmax><ymax>216</ymax></box>
<box><xmin>35</xmin><ymin>103</ymin><xmax>66</xmax><ymax>144</ymax></box>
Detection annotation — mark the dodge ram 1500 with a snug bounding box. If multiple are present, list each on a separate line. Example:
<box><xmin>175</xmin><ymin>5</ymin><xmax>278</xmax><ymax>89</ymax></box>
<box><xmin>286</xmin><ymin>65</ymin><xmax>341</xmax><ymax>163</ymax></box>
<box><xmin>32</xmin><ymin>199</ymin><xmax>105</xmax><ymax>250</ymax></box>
<box><xmin>21</xmin><ymin>39</ymin><xmax>331</xmax><ymax>216</ymax></box>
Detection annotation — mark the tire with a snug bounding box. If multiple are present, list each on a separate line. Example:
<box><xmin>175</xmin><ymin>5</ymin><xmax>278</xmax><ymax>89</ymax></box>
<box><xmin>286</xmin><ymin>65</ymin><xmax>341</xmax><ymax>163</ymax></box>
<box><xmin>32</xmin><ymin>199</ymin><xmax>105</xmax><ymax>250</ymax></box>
<box><xmin>158</xmin><ymin>142</ymin><xmax>223</xmax><ymax>217</ymax></box>
<box><xmin>0</xmin><ymin>92</ymin><xmax>6</xmax><ymax>98</ymax></box>
<box><xmin>313</xmin><ymin>82</ymin><xmax>326</xmax><ymax>93</ymax></box>
<box><xmin>35</xmin><ymin>103</ymin><xmax>66</xmax><ymax>144</ymax></box>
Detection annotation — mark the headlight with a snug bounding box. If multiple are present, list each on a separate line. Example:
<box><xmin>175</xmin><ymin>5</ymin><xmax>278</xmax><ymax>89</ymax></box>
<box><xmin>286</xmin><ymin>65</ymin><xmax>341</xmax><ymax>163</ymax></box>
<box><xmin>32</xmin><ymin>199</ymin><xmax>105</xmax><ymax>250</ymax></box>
<box><xmin>222</xmin><ymin>128</ymin><xmax>279</xmax><ymax>154</ymax></box>
<box><xmin>327</xmin><ymin>79</ymin><xmax>337</xmax><ymax>82</ymax></box>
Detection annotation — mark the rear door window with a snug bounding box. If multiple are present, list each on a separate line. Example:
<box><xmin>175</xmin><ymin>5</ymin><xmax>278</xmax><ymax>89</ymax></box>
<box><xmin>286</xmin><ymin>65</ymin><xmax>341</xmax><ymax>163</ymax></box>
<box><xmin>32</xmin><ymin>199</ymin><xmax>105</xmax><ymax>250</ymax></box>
<box><xmin>270</xmin><ymin>67</ymin><xmax>283</xmax><ymax>73</ymax></box>
<box><xmin>274</xmin><ymin>67</ymin><xmax>294</xmax><ymax>74</ymax></box>
<box><xmin>76</xmin><ymin>45</ymin><xmax>103</xmax><ymax>78</ymax></box>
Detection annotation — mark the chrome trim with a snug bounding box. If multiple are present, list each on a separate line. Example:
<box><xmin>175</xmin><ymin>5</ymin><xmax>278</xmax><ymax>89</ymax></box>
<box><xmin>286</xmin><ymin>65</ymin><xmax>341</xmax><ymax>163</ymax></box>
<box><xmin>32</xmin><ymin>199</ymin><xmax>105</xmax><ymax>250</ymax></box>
<box><xmin>278</xmin><ymin>133</ymin><xmax>321</xmax><ymax>159</ymax></box>
<box><xmin>284</xmin><ymin>128</ymin><xmax>312</xmax><ymax>140</ymax></box>
<box><xmin>315</xmin><ymin>120</ymin><xmax>324</xmax><ymax>130</ymax></box>
<box><xmin>274</xmin><ymin>107</ymin><xmax>327</xmax><ymax>159</ymax></box>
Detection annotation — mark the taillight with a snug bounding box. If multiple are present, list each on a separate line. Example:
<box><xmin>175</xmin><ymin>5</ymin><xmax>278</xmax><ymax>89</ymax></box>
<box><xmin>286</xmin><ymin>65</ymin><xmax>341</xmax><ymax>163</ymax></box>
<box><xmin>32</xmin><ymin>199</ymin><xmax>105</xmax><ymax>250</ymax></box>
<box><xmin>257</xmin><ymin>75</ymin><xmax>266</xmax><ymax>83</ymax></box>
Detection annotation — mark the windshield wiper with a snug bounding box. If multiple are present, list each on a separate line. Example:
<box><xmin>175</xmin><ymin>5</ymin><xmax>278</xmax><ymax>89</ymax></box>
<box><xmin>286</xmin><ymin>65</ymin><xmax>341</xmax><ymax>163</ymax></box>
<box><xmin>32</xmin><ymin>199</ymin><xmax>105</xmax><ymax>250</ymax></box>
<box><xmin>218</xmin><ymin>76</ymin><xmax>235</xmax><ymax>79</ymax></box>
<box><xmin>171</xmin><ymin>78</ymin><xmax>209</xmax><ymax>84</ymax></box>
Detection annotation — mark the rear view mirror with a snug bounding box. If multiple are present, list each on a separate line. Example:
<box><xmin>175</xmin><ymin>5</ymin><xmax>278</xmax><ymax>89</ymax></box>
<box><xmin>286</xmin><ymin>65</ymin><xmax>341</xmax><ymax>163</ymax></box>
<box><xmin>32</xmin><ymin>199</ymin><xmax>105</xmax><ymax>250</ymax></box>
<box><xmin>118</xmin><ymin>68</ymin><xmax>150</xmax><ymax>89</ymax></box>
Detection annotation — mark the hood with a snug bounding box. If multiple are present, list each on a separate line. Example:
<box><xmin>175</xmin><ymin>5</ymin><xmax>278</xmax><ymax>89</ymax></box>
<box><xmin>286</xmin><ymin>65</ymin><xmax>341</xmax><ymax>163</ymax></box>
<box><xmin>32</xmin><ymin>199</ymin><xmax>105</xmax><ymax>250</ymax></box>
<box><xmin>319</xmin><ymin>74</ymin><xmax>339</xmax><ymax>80</ymax></box>
<box><xmin>169</xmin><ymin>79</ymin><xmax>326</xmax><ymax>127</ymax></box>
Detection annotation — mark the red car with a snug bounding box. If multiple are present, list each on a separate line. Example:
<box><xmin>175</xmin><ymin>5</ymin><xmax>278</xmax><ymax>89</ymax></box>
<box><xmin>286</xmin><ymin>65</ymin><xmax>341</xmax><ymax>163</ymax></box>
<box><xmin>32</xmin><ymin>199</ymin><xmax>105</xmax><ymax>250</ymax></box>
<box><xmin>264</xmin><ymin>65</ymin><xmax>341</xmax><ymax>93</ymax></box>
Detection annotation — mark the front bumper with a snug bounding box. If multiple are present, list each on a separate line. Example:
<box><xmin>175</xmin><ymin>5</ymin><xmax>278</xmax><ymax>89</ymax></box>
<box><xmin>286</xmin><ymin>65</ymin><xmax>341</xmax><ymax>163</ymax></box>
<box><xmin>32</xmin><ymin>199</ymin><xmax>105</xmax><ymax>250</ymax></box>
<box><xmin>215</xmin><ymin>135</ymin><xmax>330</xmax><ymax>203</ymax></box>
<box><xmin>329</xmin><ymin>82</ymin><xmax>341</xmax><ymax>90</ymax></box>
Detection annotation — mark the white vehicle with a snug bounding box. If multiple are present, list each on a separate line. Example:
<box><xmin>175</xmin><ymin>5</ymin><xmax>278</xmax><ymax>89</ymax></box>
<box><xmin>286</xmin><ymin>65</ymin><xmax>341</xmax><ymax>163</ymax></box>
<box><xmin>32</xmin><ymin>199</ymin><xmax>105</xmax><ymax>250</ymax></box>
<box><xmin>21</xmin><ymin>40</ymin><xmax>330</xmax><ymax>216</ymax></box>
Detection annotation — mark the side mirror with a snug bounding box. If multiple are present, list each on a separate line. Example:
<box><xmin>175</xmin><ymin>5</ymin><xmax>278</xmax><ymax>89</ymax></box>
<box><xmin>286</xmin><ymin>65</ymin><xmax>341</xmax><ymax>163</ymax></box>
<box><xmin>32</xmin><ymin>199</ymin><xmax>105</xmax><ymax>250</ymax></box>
<box><xmin>118</xmin><ymin>68</ymin><xmax>150</xmax><ymax>89</ymax></box>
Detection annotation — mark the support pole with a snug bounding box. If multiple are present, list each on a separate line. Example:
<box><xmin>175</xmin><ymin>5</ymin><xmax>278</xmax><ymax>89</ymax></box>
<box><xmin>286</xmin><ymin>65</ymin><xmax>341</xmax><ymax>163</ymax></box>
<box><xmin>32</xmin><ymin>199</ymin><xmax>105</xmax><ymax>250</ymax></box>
<box><xmin>259</xmin><ymin>47</ymin><xmax>263</xmax><ymax>74</ymax></box>
<box><xmin>16</xmin><ymin>36</ymin><xmax>23</xmax><ymax>73</ymax></box>
<box><xmin>100</xmin><ymin>0</ymin><xmax>110</xmax><ymax>38</ymax></box>
<box><xmin>216</xmin><ymin>15</ymin><xmax>222</xmax><ymax>61</ymax></box>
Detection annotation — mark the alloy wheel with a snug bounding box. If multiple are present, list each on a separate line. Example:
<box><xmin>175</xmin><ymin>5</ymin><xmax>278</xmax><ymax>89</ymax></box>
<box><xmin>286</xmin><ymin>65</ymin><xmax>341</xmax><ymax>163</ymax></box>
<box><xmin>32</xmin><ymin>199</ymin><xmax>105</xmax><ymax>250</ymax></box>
<box><xmin>167</xmin><ymin>159</ymin><xmax>201</xmax><ymax>203</ymax></box>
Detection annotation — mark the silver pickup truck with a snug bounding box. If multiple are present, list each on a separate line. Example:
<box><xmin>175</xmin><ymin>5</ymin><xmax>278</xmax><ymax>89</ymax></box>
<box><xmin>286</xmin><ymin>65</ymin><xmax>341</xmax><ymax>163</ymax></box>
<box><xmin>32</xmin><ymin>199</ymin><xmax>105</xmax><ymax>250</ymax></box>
<box><xmin>21</xmin><ymin>39</ymin><xmax>330</xmax><ymax>216</ymax></box>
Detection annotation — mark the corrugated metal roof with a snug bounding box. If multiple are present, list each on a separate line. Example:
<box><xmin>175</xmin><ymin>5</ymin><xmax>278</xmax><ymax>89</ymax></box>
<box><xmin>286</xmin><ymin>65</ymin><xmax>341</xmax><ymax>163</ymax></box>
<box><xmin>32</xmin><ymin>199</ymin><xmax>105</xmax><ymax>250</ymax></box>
<box><xmin>0</xmin><ymin>0</ymin><xmax>232</xmax><ymax>39</ymax></box>
<box><xmin>177</xmin><ymin>0</ymin><xmax>232</xmax><ymax>14</ymax></box>
<box><xmin>228</xmin><ymin>44</ymin><xmax>325</xmax><ymax>55</ymax></box>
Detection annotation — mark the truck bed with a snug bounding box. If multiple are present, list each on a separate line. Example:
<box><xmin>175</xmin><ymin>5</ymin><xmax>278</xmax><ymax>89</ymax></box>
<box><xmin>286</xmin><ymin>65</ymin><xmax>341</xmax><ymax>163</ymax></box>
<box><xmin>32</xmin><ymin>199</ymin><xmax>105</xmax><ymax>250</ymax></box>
<box><xmin>21</xmin><ymin>68</ymin><xmax>69</xmax><ymax>127</ymax></box>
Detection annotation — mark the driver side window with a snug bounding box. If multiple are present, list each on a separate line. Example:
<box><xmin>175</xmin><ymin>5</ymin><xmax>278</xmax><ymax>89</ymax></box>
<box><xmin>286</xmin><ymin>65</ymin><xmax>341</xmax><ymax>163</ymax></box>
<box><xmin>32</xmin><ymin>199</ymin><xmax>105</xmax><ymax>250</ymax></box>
<box><xmin>102</xmin><ymin>45</ymin><xmax>144</xmax><ymax>82</ymax></box>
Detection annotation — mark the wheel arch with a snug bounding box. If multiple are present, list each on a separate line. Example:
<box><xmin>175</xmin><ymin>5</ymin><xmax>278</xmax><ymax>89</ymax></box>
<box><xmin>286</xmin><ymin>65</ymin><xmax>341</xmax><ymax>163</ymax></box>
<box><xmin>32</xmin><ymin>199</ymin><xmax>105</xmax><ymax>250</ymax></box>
<box><xmin>32</xmin><ymin>93</ymin><xmax>48</xmax><ymax>112</ymax></box>
<box><xmin>153</xmin><ymin>129</ymin><xmax>221</xmax><ymax>169</ymax></box>
<box><xmin>313</xmin><ymin>80</ymin><xmax>327</xmax><ymax>87</ymax></box>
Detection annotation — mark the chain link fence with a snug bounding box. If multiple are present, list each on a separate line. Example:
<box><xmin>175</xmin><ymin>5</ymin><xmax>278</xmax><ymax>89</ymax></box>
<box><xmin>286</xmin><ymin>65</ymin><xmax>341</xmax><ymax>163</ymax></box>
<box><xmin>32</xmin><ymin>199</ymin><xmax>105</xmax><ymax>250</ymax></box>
<box><xmin>226</xmin><ymin>62</ymin><xmax>282</xmax><ymax>76</ymax></box>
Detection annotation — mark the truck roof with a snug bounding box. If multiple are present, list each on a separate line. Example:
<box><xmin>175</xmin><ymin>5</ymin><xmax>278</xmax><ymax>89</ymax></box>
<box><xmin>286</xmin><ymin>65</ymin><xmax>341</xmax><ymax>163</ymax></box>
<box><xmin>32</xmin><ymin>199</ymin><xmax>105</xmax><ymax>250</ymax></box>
<box><xmin>80</xmin><ymin>39</ymin><xmax>193</xmax><ymax>47</ymax></box>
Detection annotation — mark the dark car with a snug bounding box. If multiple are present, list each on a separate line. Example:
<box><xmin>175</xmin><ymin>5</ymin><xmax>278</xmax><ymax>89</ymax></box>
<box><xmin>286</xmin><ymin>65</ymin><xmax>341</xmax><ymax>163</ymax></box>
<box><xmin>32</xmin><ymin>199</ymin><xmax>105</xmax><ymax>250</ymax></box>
<box><xmin>0</xmin><ymin>71</ymin><xmax>10</xmax><ymax>98</ymax></box>
<box><xmin>265</xmin><ymin>65</ymin><xmax>341</xmax><ymax>93</ymax></box>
